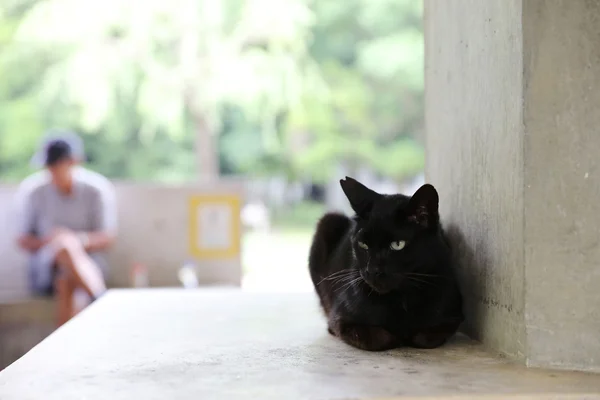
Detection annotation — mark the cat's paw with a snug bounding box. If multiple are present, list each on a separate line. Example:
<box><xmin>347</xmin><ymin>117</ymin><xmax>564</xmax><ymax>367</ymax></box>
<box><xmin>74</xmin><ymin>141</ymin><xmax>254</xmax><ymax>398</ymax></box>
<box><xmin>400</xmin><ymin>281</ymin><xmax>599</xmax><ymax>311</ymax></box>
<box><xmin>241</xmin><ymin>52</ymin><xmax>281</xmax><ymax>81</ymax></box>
<box><xmin>409</xmin><ymin>320</ymin><xmax>460</xmax><ymax>349</ymax></box>
<box><xmin>409</xmin><ymin>332</ymin><xmax>448</xmax><ymax>349</ymax></box>
<box><xmin>338</xmin><ymin>323</ymin><xmax>398</xmax><ymax>351</ymax></box>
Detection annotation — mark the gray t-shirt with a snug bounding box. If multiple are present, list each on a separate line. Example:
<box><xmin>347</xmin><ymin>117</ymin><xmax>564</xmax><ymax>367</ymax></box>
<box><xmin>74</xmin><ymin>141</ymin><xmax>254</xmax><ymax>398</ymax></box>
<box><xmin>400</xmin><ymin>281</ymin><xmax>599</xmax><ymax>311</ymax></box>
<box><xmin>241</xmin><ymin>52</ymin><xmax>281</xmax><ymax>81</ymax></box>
<box><xmin>14</xmin><ymin>167</ymin><xmax>116</xmax><ymax>292</ymax></box>
<box><xmin>14</xmin><ymin>166</ymin><xmax>117</xmax><ymax>250</ymax></box>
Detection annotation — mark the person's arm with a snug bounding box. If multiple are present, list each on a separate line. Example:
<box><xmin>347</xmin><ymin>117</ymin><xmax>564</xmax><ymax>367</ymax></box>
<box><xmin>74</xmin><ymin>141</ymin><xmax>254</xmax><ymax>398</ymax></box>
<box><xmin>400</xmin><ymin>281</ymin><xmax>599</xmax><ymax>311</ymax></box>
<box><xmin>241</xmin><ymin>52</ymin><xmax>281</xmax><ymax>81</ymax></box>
<box><xmin>84</xmin><ymin>181</ymin><xmax>117</xmax><ymax>252</ymax></box>
<box><xmin>17</xmin><ymin>235</ymin><xmax>46</xmax><ymax>252</ymax></box>
<box><xmin>14</xmin><ymin>185</ymin><xmax>44</xmax><ymax>253</ymax></box>
<box><xmin>77</xmin><ymin>230</ymin><xmax>114</xmax><ymax>252</ymax></box>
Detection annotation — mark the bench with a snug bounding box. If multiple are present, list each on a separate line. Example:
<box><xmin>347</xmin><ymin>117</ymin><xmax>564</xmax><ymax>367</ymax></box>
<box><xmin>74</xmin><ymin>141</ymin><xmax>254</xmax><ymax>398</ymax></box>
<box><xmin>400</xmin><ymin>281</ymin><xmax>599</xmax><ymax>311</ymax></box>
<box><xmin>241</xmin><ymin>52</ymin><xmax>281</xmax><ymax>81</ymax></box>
<box><xmin>0</xmin><ymin>298</ymin><xmax>55</xmax><ymax>370</ymax></box>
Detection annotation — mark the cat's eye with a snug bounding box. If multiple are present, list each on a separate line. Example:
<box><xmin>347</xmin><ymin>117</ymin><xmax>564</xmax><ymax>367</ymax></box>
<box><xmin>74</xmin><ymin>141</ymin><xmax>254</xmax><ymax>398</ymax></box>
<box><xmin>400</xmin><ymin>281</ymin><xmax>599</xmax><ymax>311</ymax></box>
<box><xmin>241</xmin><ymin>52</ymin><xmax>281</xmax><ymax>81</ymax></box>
<box><xmin>357</xmin><ymin>241</ymin><xmax>369</xmax><ymax>250</ymax></box>
<box><xmin>390</xmin><ymin>240</ymin><xmax>406</xmax><ymax>251</ymax></box>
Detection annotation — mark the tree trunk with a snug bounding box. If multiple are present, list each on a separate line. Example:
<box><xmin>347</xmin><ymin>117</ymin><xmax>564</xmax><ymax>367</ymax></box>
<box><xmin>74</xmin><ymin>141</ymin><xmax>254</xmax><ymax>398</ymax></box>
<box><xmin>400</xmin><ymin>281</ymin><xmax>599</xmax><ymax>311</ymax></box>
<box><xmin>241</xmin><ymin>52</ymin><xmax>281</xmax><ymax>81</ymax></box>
<box><xmin>193</xmin><ymin>112</ymin><xmax>219</xmax><ymax>181</ymax></box>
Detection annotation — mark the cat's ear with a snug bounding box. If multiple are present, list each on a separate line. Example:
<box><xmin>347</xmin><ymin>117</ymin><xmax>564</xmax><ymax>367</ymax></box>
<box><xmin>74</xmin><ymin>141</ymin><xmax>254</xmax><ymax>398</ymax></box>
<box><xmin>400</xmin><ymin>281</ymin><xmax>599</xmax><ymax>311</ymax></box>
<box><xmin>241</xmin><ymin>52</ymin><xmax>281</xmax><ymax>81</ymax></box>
<box><xmin>406</xmin><ymin>184</ymin><xmax>439</xmax><ymax>228</ymax></box>
<box><xmin>340</xmin><ymin>177</ymin><xmax>381</xmax><ymax>218</ymax></box>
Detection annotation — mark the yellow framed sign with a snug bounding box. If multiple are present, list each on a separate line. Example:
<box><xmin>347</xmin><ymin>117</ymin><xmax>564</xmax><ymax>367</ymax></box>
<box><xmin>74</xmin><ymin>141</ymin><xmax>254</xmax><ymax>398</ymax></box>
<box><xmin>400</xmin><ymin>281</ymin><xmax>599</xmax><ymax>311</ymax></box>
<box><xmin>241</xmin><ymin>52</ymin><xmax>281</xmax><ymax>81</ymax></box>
<box><xmin>188</xmin><ymin>194</ymin><xmax>241</xmax><ymax>259</ymax></box>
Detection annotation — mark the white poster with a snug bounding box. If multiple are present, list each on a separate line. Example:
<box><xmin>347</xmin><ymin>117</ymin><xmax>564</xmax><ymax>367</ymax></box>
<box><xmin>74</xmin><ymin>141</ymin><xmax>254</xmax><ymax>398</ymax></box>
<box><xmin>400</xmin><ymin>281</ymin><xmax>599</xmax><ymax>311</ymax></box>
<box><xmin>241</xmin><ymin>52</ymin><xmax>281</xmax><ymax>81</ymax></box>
<box><xmin>197</xmin><ymin>203</ymin><xmax>232</xmax><ymax>250</ymax></box>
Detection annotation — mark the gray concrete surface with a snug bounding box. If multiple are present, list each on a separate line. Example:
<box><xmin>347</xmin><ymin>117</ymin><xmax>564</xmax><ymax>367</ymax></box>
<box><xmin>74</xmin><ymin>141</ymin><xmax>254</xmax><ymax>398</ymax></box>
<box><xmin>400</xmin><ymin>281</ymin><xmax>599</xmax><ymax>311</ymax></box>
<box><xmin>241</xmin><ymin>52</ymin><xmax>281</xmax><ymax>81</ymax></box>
<box><xmin>1</xmin><ymin>290</ymin><xmax>600</xmax><ymax>400</ymax></box>
<box><xmin>425</xmin><ymin>0</ymin><xmax>600</xmax><ymax>372</ymax></box>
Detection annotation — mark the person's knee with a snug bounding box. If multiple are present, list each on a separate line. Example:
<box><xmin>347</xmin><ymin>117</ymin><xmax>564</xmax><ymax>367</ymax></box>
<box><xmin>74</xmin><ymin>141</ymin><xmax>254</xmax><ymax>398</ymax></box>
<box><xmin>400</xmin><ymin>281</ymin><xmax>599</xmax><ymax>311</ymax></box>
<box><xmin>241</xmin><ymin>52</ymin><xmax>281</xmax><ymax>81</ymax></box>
<box><xmin>52</xmin><ymin>232</ymin><xmax>83</xmax><ymax>267</ymax></box>
<box><xmin>53</xmin><ymin>237</ymin><xmax>79</xmax><ymax>269</ymax></box>
<box><xmin>52</xmin><ymin>231</ymin><xmax>80</xmax><ymax>250</ymax></box>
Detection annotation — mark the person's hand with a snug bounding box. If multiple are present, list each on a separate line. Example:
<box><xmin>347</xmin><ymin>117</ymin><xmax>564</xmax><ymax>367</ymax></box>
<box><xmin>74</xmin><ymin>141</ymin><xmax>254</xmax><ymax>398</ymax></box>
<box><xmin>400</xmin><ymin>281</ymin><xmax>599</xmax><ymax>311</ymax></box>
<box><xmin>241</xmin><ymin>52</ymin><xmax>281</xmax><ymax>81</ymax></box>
<box><xmin>51</xmin><ymin>227</ymin><xmax>72</xmax><ymax>237</ymax></box>
<box><xmin>43</xmin><ymin>227</ymin><xmax>73</xmax><ymax>244</ymax></box>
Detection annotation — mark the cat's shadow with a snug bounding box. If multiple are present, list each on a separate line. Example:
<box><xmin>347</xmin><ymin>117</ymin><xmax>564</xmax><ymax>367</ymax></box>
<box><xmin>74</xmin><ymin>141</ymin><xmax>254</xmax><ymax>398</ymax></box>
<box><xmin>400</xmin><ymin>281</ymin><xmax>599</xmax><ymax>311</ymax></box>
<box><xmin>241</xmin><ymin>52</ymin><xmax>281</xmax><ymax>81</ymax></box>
<box><xmin>310</xmin><ymin>330</ymin><xmax>478</xmax><ymax>357</ymax></box>
<box><xmin>443</xmin><ymin>222</ymin><xmax>487</xmax><ymax>340</ymax></box>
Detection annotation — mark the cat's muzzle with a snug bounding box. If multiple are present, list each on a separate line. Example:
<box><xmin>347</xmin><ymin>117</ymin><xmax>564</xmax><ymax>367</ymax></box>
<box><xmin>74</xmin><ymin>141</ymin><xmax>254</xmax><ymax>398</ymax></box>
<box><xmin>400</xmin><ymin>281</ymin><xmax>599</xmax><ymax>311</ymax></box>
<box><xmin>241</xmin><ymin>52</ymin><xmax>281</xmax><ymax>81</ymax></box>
<box><xmin>361</xmin><ymin>271</ymin><xmax>396</xmax><ymax>294</ymax></box>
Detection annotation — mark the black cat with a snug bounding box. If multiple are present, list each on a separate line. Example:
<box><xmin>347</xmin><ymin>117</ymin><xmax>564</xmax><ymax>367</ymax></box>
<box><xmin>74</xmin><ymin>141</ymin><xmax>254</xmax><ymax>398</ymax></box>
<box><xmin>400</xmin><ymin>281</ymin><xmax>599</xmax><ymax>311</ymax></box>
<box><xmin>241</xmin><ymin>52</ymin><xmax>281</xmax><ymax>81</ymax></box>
<box><xmin>308</xmin><ymin>177</ymin><xmax>463</xmax><ymax>351</ymax></box>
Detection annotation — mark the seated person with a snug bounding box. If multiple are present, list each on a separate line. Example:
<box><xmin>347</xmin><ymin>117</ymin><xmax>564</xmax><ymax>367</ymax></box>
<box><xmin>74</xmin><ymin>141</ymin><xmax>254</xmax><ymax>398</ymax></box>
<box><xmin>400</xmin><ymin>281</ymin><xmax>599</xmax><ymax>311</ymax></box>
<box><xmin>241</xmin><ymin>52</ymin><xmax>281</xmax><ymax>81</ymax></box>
<box><xmin>14</xmin><ymin>131</ymin><xmax>117</xmax><ymax>325</ymax></box>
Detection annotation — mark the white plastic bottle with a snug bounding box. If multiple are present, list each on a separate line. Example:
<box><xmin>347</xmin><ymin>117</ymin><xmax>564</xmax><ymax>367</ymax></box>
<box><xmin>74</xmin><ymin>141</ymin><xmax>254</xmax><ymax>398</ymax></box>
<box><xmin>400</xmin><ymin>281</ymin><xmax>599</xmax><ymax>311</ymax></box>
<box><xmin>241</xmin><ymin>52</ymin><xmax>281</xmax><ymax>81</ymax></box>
<box><xmin>131</xmin><ymin>262</ymin><xmax>149</xmax><ymax>288</ymax></box>
<box><xmin>178</xmin><ymin>261</ymin><xmax>199</xmax><ymax>289</ymax></box>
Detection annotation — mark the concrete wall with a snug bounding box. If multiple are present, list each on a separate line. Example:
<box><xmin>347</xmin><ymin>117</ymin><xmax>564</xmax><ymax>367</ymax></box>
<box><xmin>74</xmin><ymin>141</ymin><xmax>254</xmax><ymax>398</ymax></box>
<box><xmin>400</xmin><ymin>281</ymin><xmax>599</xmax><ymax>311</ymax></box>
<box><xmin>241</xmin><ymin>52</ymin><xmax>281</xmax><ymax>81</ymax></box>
<box><xmin>426</xmin><ymin>0</ymin><xmax>600</xmax><ymax>372</ymax></box>
<box><xmin>0</xmin><ymin>187</ymin><xmax>29</xmax><ymax>299</ymax></box>
<box><xmin>425</xmin><ymin>0</ymin><xmax>526</xmax><ymax>360</ymax></box>
<box><xmin>522</xmin><ymin>0</ymin><xmax>600</xmax><ymax>371</ymax></box>
<box><xmin>0</xmin><ymin>182</ymin><xmax>244</xmax><ymax>299</ymax></box>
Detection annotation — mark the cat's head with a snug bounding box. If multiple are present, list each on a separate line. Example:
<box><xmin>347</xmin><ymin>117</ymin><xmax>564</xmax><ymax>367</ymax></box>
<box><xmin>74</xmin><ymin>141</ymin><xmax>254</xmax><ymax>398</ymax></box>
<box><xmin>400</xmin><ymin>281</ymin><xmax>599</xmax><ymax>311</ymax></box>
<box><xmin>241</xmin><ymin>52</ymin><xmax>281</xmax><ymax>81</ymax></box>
<box><xmin>340</xmin><ymin>177</ymin><xmax>440</xmax><ymax>294</ymax></box>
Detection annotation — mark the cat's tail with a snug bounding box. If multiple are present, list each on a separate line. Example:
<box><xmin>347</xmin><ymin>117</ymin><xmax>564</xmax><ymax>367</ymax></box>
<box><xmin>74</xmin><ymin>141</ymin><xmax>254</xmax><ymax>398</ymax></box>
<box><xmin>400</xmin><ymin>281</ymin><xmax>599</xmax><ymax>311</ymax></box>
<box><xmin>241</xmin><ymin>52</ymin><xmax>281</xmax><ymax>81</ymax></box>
<box><xmin>308</xmin><ymin>212</ymin><xmax>352</xmax><ymax>278</ymax></box>
<box><xmin>308</xmin><ymin>213</ymin><xmax>352</xmax><ymax>315</ymax></box>
<box><xmin>316</xmin><ymin>213</ymin><xmax>352</xmax><ymax>249</ymax></box>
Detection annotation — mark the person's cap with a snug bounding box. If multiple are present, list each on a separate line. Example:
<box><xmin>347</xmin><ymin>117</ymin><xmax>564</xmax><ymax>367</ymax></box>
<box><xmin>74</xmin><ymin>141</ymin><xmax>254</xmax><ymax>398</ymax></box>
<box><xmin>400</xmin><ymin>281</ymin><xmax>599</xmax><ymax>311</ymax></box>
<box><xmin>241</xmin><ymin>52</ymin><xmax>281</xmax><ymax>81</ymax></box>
<box><xmin>31</xmin><ymin>131</ymin><xmax>85</xmax><ymax>168</ymax></box>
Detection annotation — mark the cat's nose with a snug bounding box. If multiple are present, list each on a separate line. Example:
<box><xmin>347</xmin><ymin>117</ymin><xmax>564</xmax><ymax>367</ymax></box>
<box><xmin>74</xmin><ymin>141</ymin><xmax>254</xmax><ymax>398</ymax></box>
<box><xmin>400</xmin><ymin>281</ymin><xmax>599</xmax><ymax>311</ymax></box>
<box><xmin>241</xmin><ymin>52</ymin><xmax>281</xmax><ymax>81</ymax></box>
<box><xmin>361</xmin><ymin>268</ymin><xmax>372</xmax><ymax>279</ymax></box>
<box><xmin>364</xmin><ymin>268</ymin><xmax>381</xmax><ymax>279</ymax></box>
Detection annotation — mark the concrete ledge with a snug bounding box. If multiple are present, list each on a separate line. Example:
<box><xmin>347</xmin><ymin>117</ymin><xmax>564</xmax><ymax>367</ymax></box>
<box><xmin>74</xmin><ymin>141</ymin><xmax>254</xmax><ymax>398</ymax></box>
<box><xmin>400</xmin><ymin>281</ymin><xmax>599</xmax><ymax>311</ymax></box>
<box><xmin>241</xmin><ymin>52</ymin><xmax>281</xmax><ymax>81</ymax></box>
<box><xmin>375</xmin><ymin>396</ymin><xmax>600</xmax><ymax>400</ymax></box>
<box><xmin>0</xmin><ymin>289</ymin><xmax>599</xmax><ymax>399</ymax></box>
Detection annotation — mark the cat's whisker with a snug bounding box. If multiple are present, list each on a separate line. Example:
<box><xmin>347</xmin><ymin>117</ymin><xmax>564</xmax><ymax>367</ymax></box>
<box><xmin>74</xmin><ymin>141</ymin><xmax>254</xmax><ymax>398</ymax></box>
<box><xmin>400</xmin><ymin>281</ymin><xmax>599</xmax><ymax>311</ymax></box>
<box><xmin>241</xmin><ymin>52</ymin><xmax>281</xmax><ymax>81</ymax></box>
<box><xmin>406</xmin><ymin>272</ymin><xmax>443</xmax><ymax>278</ymax></box>
<box><xmin>337</xmin><ymin>273</ymin><xmax>359</xmax><ymax>282</ymax></box>
<box><xmin>328</xmin><ymin>275</ymin><xmax>361</xmax><ymax>291</ymax></box>
<box><xmin>330</xmin><ymin>274</ymin><xmax>350</xmax><ymax>281</ymax></box>
<box><xmin>406</xmin><ymin>276</ymin><xmax>428</xmax><ymax>283</ymax></box>
<box><xmin>335</xmin><ymin>276</ymin><xmax>363</xmax><ymax>294</ymax></box>
<box><xmin>334</xmin><ymin>279</ymin><xmax>355</xmax><ymax>293</ymax></box>
<box><xmin>320</xmin><ymin>271</ymin><xmax>351</xmax><ymax>282</ymax></box>
<box><xmin>344</xmin><ymin>279</ymin><xmax>363</xmax><ymax>295</ymax></box>
<box><xmin>329</xmin><ymin>270</ymin><xmax>359</xmax><ymax>282</ymax></box>
<box><xmin>406</xmin><ymin>276</ymin><xmax>437</xmax><ymax>287</ymax></box>
<box><xmin>322</xmin><ymin>269</ymin><xmax>349</xmax><ymax>278</ymax></box>
<box><xmin>330</xmin><ymin>274</ymin><xmax>359</xmax><ymax>288</ymax></box>
<box><xmin>317</xmin><ymin>270</ymin><xmax>358</xmax><ymax>285</ymax></box>
<box><xmin>351</xmin><ymin>276</ymin><xmax>364</xmax><ymax>288</ymax></box>
<box><xmin>406</xmin><ymin>279</ymin><xmax>423</xmax><ymax>289</ymax></box>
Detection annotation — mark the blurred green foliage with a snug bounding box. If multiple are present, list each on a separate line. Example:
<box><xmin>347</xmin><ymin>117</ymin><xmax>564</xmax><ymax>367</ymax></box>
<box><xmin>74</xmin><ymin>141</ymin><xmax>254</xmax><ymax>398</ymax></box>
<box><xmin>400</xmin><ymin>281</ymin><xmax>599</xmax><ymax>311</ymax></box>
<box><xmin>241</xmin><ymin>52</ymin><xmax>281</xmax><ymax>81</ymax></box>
<box><xmin>0</xmin><ymin>0</ymin><xmax>423</xmax><ymax>183</ymax></box>
<box><xmin>271</xmin><ymin>201</ymin><xmax>326</xmax><ymax>231</ymax></box>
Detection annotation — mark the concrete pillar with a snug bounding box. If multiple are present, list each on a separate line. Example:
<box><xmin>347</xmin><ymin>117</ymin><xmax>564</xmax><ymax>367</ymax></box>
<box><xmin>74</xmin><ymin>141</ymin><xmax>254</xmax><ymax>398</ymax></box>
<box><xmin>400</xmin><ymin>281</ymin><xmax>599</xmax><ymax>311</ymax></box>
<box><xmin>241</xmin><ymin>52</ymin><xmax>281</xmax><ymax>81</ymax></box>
<box><xmin>425</xmin><ymin>0</ymin><xmax>600</xmax><ymax>372</ymax></box>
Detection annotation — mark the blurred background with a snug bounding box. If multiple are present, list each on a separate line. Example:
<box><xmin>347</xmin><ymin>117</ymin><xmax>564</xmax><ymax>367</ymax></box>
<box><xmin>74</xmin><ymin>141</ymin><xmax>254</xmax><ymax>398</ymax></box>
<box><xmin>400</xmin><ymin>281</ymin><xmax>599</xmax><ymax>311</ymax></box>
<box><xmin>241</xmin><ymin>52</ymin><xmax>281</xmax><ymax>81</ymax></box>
<box><xmin>0</xmin><ymin>0</ymin><xmax>424</xmax><ymax>293</ymax></box>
